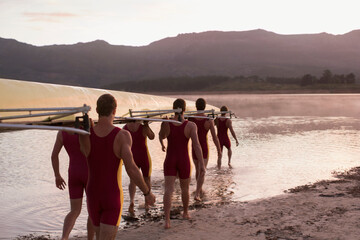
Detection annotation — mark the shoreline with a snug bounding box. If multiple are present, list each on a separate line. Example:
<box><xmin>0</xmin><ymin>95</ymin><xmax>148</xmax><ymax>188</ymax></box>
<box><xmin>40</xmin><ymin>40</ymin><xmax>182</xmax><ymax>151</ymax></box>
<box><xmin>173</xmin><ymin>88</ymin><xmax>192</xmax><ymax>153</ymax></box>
<box><xmin>145</xmin><ymin>89</ymin><xmax>360</xmax><ymax>96</ymax></box>
<box><xmin>65</xmin><ymin>167</ymin><xmax>360</xmax><ymax>240</ymax></box>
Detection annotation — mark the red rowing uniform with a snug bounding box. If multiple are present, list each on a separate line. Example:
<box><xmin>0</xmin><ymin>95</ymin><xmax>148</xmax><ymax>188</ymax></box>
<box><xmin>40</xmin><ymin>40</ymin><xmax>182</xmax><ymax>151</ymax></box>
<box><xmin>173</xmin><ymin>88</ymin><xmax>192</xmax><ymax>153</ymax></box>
<box><xmin>189</xmin><ymin>118</ymin><xmax>209</xmax><ymax>160</ymax></box>
<box><xmin>62</xmin><ymin>131</ymin><xmax>88</xmax><ymax>199</ymax></box>
<box><xmin>217</xmin><ymin>118</ymin><xmax>231</xmax><ymax>151</ymax></box>
<box><xmin>86</xmin><ymin>127</ymin><xmax>123</xmax><ymax>227</ymax></box>
<box><xmin>123</xmin><ymin>124</ymin><xmax>152</xmax><ymax>177</ymax></box>
<box><xmin>164</xmin><ymin>121</ymin><xmax>191</xmax><ymax>179</ymax></box>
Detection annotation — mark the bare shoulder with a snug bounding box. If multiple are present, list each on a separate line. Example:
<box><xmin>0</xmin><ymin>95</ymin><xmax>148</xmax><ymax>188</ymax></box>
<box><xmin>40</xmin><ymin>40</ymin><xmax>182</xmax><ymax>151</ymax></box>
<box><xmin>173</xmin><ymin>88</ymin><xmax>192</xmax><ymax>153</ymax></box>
<box><xmin>120</xmin><ymin>128</ymin><xmax>131</xmax><ymax>138</ymax></box>
<box><xmin>187</xmin><ymin>120</ymin><xmax>196</xmax><ymax>127</ymax></box>
<box><xmin>115</xmin><ymin>128</ymin><xmax>132</xmax><ymax>143</ymax></box>
<box><xmin>160</xmin><ymin>121</ymin><xmax>170</xmax><ymax>132</ymax></box>
<box><xmin>186</xmin><ymin>120</ymin><xmax>197</xmax><ymax>131</ymax></box>
<box><xmin>205</xmin><ymin>118</ymin><xmax>214</xmax><ymax>127</ymax></box>
<box><xmin>226</xmin><ymin>118</ymin><xmax>233</xmax><ymax>126</ymax></box>
<box><xmin>184</xmin><ymin>121</ymin><xmax>196</xmax><ymax>139</ymax></box>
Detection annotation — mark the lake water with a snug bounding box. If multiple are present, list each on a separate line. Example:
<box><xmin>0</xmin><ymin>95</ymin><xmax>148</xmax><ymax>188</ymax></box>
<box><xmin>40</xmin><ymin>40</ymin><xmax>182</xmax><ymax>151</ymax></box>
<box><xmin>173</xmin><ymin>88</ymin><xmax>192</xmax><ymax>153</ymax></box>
<box><xmin>1</xmin><ymin>94</ymin><xmax>360</xmax><ymax>239</ymax></box>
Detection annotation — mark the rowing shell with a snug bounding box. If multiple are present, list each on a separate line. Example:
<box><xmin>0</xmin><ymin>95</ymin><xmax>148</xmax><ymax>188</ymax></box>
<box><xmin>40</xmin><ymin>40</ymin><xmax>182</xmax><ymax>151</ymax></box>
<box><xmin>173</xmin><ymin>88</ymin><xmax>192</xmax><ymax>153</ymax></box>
<box><xmin>0</xmin><ymin>78</ymin><xmax>189</xmax><ymax>121</ymax></box>
<box><xmin>0</xmin><ymin>123</ymin><xmax>90</xmax><ymax>135</ymax></box>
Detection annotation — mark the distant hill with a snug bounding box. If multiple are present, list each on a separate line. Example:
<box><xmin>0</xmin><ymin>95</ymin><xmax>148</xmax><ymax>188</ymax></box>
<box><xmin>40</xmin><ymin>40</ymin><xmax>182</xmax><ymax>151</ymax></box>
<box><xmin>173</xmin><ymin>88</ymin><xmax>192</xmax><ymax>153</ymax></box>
<box><xmin>0</xmin><ymin>29</ymin><xmax>359</xmax><ymax>88</ymax></box>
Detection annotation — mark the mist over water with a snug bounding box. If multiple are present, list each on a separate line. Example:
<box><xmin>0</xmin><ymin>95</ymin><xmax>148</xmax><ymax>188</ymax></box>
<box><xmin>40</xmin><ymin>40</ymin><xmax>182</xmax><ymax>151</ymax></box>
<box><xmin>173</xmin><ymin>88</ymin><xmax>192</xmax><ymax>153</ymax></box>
<box><xmin>176</xmin><ymin>93</ymin><xmax>360</xmax><ymax>118</ymax></box>
<box><xmin>1</xmin><ymin>94</ymin><xmax>360</xmax><ymax>239</ymax></box>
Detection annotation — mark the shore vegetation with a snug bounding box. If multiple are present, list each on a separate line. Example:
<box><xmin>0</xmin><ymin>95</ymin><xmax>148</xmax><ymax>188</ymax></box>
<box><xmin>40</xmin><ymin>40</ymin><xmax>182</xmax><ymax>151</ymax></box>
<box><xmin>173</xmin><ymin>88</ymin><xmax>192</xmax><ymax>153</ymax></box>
<box><xmin>104</xmin><ymin>69</ymin><xmax>358</xmax><ymax>94</ymax></box>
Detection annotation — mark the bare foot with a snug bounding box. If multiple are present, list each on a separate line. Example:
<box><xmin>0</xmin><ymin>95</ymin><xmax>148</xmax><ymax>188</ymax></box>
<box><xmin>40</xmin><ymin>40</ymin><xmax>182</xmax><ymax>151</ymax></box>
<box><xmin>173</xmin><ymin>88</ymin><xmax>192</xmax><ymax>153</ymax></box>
<box><xmin>183</xmin><ymin>212</ymin><xmax>191</xmax><ymax>220</ymax></box>
<box><xmin>145</xmin><ymin>204</ymin><xmax>150</xmax><ymax>214</ymax></box>
<box><xmin>228</xmin><ymin>163</ymin><xmax>232</xmax><ymax>169</ymax></box>
<box><xmin>128</xmin><ymin>203</ymin><xmax>135</xmax><ymax>217</ymax></box>
<box><xmin>194</xmin><ymin>195</ymin><xmax>201</xmax><ymax>202</ymax></box>
<box><xmin>164</xmin><ymin>220</ymin><xmax>171</xmax><ymax>229</ymax></box>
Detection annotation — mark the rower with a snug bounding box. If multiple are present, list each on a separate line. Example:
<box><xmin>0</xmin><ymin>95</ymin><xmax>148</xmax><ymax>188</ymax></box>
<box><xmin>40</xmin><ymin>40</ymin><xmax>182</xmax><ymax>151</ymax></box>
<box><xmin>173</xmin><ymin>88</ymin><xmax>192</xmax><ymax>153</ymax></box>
<box><xmin>214</xmin><ymin>106</ymin><xmax>239</xmax><ymax>169</ymax></box>
<box><xmin>186</xmin><ymin>98</ymin><xmax>222</xmax><ymax>200</ymax></box>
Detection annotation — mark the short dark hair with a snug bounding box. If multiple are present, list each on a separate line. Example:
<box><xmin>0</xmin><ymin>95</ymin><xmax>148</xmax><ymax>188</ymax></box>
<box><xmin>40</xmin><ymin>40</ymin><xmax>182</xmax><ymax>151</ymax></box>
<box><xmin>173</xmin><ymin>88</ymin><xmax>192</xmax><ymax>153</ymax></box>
<box><xmin>196</xmin><ymin>98</ymin><xmax>206</xmax><ymax>110</ymax></box>
<box><xmin>173</xmin><ymin>98</ymin><xmax>186</xmax><ymax>113</ymax></box>
<box><xmin>220</xmin><ymin>106</ymin><xmax>228</xmax><ymax>112</ymax></box>
<box><xmin>96</xmin><ymin>94</ymin><xmax>117</xmax><ymax>117</ymax></box>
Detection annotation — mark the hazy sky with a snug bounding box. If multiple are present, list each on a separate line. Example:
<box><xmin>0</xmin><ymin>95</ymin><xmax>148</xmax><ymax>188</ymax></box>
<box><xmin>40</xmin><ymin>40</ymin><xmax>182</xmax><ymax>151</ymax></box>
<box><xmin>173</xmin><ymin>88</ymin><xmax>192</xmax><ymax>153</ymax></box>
<box><xmin>0</xmin><ymin>0</ymin><xmax>359</xmax><ymax>46</ymax></box>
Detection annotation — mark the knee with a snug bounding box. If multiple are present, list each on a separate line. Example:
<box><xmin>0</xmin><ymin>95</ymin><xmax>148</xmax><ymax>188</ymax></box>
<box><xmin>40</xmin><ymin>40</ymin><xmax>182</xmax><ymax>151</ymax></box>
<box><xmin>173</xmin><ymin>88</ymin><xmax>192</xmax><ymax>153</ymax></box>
<box><xmin>181</xmin><ymin>187</ymin><xmax>190</xmax><ymax>196</ymax></box>
<box><xmin>180</xmin><ymin>183</ymin><xmax>190</xmax><ymax>192</ymax></box>
<box><xmin>164</xmin><ymin>186</ymin><xmax>174</xmax><ymax>196</ymax></box>
<box><xmin>70</xmin><ymin>208</ymin><xmax>81</xmax><ymax>217</ymax></box>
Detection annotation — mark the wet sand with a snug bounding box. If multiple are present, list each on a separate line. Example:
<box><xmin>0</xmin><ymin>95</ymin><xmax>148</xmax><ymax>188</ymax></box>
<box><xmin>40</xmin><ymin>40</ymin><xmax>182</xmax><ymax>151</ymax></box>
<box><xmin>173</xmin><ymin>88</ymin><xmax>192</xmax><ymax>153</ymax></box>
<box><xmin>68</xmin><ymin>167</ymin><xmax>360</xmax><ymax>240</ymax></box>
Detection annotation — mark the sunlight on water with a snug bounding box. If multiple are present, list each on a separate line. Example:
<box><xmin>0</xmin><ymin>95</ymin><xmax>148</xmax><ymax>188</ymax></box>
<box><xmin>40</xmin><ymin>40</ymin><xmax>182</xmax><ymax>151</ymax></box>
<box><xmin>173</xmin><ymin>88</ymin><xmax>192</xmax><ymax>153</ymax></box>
<box><xmin>229</xmin><ymin>118</ymin><xmax>360</xmax><ymax>201</ymax></box>
<box><xmin>1</xmin><ymin>94</ymin><xmax>360</xmax><ymax>239</ymax></box>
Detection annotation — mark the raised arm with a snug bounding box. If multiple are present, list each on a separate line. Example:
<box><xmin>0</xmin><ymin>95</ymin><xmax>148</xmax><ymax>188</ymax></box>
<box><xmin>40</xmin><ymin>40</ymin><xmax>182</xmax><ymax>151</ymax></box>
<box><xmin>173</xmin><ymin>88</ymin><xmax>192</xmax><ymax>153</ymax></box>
<box><xmin>51</xmin><ymin>131</ymin><xmax>66</xmax><ymax>190</ymax></box>
<box><xmin>214</xmin><ymin>118</ymin><xmax>219</xmax><ymax>128</ymax></box>
<box><xmin>78</xmin><ymin>117</ymin><xmax>92</xmax><ymax>158</ymax></box>
<box><xmin>118</xmin><ymin>131</ymin><xmax>155</xmax><ymax>205</ymax></box>
<box><xmin>78</xmin><ymin>133</ymin><xmax>91</xmax><ymax>158</ymax></box>
<box><xmin>227</xmin><ymin>120</ymin><xmax>239</xmax><ymax>146</ymax></box>
<box><xmin>159</xmin><ymin>122</ymin><xmax>169</xmax><ymax>152</ymax></box>
<box><xmin>143</xmin><ymin>121</ymin><xmax>155</xmax><ymax>140</ymax></box>
<box><xmin>209</xmin><ymin>120</ymin><xmax>222</xmax><ymax>158</ymax></box>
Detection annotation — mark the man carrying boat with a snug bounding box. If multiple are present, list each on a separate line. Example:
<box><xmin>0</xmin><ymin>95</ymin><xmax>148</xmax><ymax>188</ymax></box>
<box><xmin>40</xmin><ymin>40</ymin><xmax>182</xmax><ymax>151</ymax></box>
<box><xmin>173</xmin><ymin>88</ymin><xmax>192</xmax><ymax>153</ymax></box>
<box><xmin>123</xmin><ymin>120</ymin><xmax>155</xmax><ymax>216</ymax></box>
<box><xmin>51</xmin><ymin>130</ymin><xmax>95</xmax><ymax>240</ymax></box>
<box><xmin>159</xmin><ymin>98</ymin><xmax>205</xmax><ymax>229</ymax></box>
<box><xmin>215</xmin><ymin>106</ymin><xmax>239</xmax><ymax>169</ymax></box>
<box><xmin>79</xmin><ymin>94</ymin><xmax>155</xmax><ymax>239</ymax></box>
<box><xmin>189</xmin><ymin>98</ymin><xmax>222</xmax><ymax>201</ymax></box>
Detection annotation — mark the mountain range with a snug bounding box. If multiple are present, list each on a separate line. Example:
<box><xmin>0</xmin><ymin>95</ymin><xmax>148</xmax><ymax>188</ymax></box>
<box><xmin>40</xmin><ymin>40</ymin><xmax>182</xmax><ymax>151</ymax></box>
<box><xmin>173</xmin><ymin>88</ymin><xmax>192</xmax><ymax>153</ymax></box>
<box><xmin>0</xmin><ymin>29</ymin><xmax>359</xmax><ymax>88</ymax></box>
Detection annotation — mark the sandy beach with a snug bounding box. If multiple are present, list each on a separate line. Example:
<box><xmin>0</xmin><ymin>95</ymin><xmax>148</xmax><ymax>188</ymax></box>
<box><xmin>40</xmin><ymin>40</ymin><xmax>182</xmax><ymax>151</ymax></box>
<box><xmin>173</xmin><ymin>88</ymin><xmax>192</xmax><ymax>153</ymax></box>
<box><xmin>68</xmin><ymin>167</ymin><xmax>360</xmax><ymax>240</ymax></box>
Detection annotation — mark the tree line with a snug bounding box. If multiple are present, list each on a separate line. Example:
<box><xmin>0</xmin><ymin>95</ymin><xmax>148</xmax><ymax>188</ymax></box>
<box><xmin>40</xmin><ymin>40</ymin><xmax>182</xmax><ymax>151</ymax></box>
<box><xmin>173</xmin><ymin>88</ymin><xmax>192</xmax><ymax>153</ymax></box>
<box><xmin>104</xmin><ymin>70</ymin><xmax>357</xmax><ymax>93</ymax></box>
<box><xmin>300</xmin><ymin>70</ymin><xmax>356</xmax><ymax>86</ymax></box>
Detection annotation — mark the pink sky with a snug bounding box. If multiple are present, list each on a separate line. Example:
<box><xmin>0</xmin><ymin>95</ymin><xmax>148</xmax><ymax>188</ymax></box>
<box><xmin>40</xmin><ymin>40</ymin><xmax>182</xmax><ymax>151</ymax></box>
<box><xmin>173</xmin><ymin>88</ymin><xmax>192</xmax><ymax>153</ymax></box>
<box><xmin>0</xmin><ymin>0</ymin><xmax>359</xmax><ymax>46</ymax></box>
